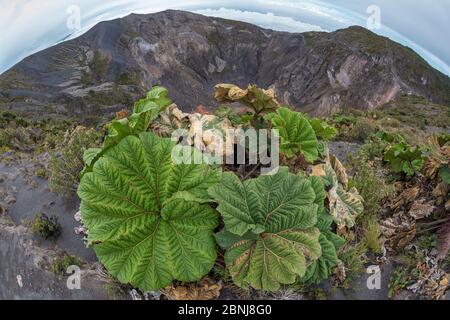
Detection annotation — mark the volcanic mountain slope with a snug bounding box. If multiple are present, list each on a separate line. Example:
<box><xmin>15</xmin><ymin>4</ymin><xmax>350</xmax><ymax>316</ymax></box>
<box><xmin>0</xmin><ymin>9</ymin><xmax>449</xmax><ymax>120</ymax></box>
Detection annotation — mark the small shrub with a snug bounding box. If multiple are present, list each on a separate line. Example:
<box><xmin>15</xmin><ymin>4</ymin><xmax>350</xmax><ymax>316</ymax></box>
<box><xmin>50</xmin><ymin>126</ymin><xmax>101</xmax><ymax>195</ymax></box>
<box><xmin>115</xmin><ymin>70</ymin><xmax>141</xmax><ymax>86</ymax></box>
<box><xmin>388</xmin><ymin>268</ymin><xmax>410</xmax><ymax>298</ymax></box>
<box><xmin>213</xmin><ymin>105</ymin><xmax>242</xmax><ymax>127</ymax></box>
<box><xmin>51</xmin><ymin>252</ymin><xmax>81</xmax><ymax>275</ymax></box>
<box><xmin>332</xmin><ymin>113</ymin><xmax>358</xmax><ymax>126</ymax></box>
<box><xmin>338</xmin><ymin>242</ymin><xmax>367</xmax><ymax>286</ymax></box>
<box><xmin>31</xmin><ymin>213</ymin><xmax>61</xmax><ymax>240</ymax></box>
<box><xmin>349</xmin><ymin>159</ymin><xmax>395</xmax><ymax>216</ymax></box>
<box><xmin>378</xmin><ymin>117</ymin><xmax>402</xmax><ymax>129</ymax></box>
<box><xmin>359</xmin><ymin>139</ymin><xmax>389</xmax><ymax>160</ymax></box>
<box><xmin>362</xmin><ymin>215</ymin><xmax>383</xmax><ymax>254</ymax></box>
<box><xmin>35</xmin><ymin>167</ymin><xmax>49</xmax><ymax>179</ymax></box>
<box><xmin>0</xmin><ymin>111</ymin><xmax>28</xmax><ymax>128</ymax></box>
<box><xmin>350</xmin><ymin>118</ymin><xmax>379</xmax><ymax>142</ymax></box>
<box><xmin>89</xmin><ymin>50</ymin><xmax>109</xmax><ymax>80</ymax></box>
<box><xmin>0</xmin><ymin>127</ymin><xmax>35</xmax><ymax>151</ymax></box>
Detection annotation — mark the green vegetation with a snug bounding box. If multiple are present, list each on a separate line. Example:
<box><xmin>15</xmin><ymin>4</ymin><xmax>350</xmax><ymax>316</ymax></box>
<box><xmin>0</xmin><ymin>127</ymin><xmax>35</xmax><ymax>151</ymax></box>
<box><xmin>213</xmin><ymin>105</ymin><xmax>245</xmax><ymax>127</ymax></box>
<box><xmin>302</xmin><ymin>210</ymin><xmax>345</xmax><ymax>284</ymax></box>
<box><xmin>349</xmin><ymin>158</ymin><xmax>395</xmax><ymax>218</ymax></box>
<box><xmin>348</xmin><ymin>158</ymin><xmax>394</xmax><ymax>253</ymax></box>
<box><xmin>211</xmin><ymin>168</ymin><xmax>322</xmax><ymax>291</ymax></box>
<box><xmin>78</xmin><ymin>132</ymin><xmax>221</xmax><ymax>291</ymax></box>
<box><xmin>388</xmin><ymin>268</ymin><xmax>410</xmax><ymax>298</ymax></box>
<box><xmin>76</xmin><ymin>84</ymin><xmax>351</xmax><ymax>293</ymax></box>
<box><xmin>51</xmin><ymin>253</ymin><xmax>81</xmax><ymax>275</ymax></box>
<box><xmin>0</xmin><ymin>111</ymin><xmax>28</xmax><ymax>128</ymax></box>
<box><xmin>0</xmin><ymin>112</ymin><xmax>76</xmax><ymax>154</ymax></box>
<box><xmin>84</xmin><ymin>88</ymin><xmax>133</xmax><ymax>107</ymax></box>
<box><xmin>338</xmin><ymin>242</ymin><xmax>367</xmax><ymax>286</ymax></box>
<box><xmin>214</xmin><ymin>84</ymin><xmax>279</xmax><ymax>127</ymax></box>
<box><xmin>81</xmin><ymin>86</ymin><xmax>172</xmax><ymax>175</ymax></box>
<box><xmin>35</xmin><ymin>167</ymin><xmax>49</xmax><ymax>179</ymax></box>
<box><xmin>89</xmin><ymin>50</ymin><xmax>109</xmax><ymax>80</ymax></box>
<box><xmin>361</xmin><ymin>214</ymin><xmax>383</xmax><ymax>254</ymax></box>
<box><xmin>265</xmin><ymin>107</ymin><xmax>319</xmax><ymax>162</ymax></box>
<box><xmin>115</xmin><ymin>70</ymin><xmax>141</xmax><ymax>86</ymax></box>
<box><xmin>79</xmin><ymin>50</ymin><xmax>110</xmax><ymax>86</ymax></box>
<box><xmin>380</xmin><ymin>94</ymin><xmax>450</xmax><ymax>129</ymax></box>
<box><xmin>31</xmin><ymin>213</ymin><xmax>61</xmax><ymax>240</ymax></box>
<box><xmin>309</xmin><ymin>118</ymin><xmax>338</xmax><ymax>141</ymax></box>
<box><xmin>50</xmin><ymin>126</ymin><xmax>101</xmax><ymax>196</ymax></box>
<box><xmin>383</xmin><ymin>142</ymin><xmax>427</xmax><ymax>177</ymax></box>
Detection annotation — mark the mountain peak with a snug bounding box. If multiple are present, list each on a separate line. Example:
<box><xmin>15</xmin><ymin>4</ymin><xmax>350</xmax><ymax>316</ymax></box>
<box><xmin>0</xmin><ymin>10</ymin><xmax>449</xmax><ymax>120</ymax></box>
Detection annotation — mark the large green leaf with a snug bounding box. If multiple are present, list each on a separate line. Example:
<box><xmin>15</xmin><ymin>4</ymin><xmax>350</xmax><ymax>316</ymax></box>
<box><xmin>300</xmin><ymin>213</ymin><xmax>345</xmax><ymax>284</ymax></box>
<box><xmin>309</xmin><ymin>176</ymin><xmax>327</xmax><ymax>215</ymax></box>
<box><xmin>82</xmin><ymin>86</ymin><xmax>172</xmax><ymax>175</ymax></box>
<box><xmin>209</xmin><ymin>168</ymin><xmax>322</xmax><ymax>291</ymax></box>
<box><xmin>300</xmin><ymin>175</ymin><xmax>345</xmax><ymax>284</ymax></box>
<box><xmin>309</xmin><ymin>118</ymin><xmax>338</xmax><ymax>141</ymax></box>
<box><xmin>383</xmin><ymin>142</ymin><xmax>426</xmax><ymax>177</ymax></box>
<box><xmin>265</xmin><ymin>107</ymin><xmax>319</xmax><ymax>162</ymax></box>
<box><xmin>440</xmin><ymin>166</ymin><xmax>450</xmax><ymax>184</ymax></box>
<box><xmin>78</xmin><ymin>132</ymin><xmax>221</xmax><ymax>291</ymax></box>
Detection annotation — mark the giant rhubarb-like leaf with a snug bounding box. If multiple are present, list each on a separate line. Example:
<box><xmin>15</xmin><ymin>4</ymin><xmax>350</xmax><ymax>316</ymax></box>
<box><xmin>265</xmin><ymin>107</ymin><xmax>319</xmax><ymax>162</ymax></box>
<box><xmin>209</xmin><ymin>168</ymin><xmax>322</xmax><ymax>291</ymax></box>
<box><xmin>78</xmin><ymin>132</ymin><xmax>221</xmax><ymax>291</ymax></box>
<box><xmin>300</xmin><ymin>176</ymin><xmax>345</xmax><ymax>284</ymax></box>
<box><xmin>82</xmin><ymin>86</ymin><xmax>172</xmax><ymax>175</ymax></box>
<box><xmin>301</xmin><ymin>213</ymin><xmax>345</xmax><ymax>284</ymax></box>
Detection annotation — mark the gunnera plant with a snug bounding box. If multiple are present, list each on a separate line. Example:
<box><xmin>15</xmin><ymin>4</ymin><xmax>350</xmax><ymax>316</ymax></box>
<box><xmin>209</xmin><ymin>168</ymin><xmax>323</xmax><ymax>291</ymax></box>
<box><xmin>77</xmin><ymin>85</ymin><xmax>349</xmax><ymax>293</ymax></box>
<box><xmin>77</xmin><ymin>132</ymin><xmax>221</xmax><ymax>291</ymax></box>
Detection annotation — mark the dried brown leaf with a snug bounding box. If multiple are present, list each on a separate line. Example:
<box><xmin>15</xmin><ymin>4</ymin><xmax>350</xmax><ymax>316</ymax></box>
<box><xmin>433</xmin><ymin>182</ymin><xmax>449</xmax><ymax>206</ymax></box>
<box><xmin>408</xmin><ymin>202</ymin><xmax>435</xmax><ymax>220</ymax></box>
<box><xmin>390</xmin><ymin>187</ymin><xmax>420</xmax><ymax>211</ymax></box>
<box><xmin>311</xmin><ymin>164</ymin><xmax>326</xmax><ymax>177</ymax></box>
<box><xmin>380</xmin><ymin>218</ymin><xmax>416</xmax><ymax>251</ymax></box>
<box><xmin>115</xmin><ymin>109</ymin><xmax>130</xmax><ymax>120</ymax></box>
<box><xmin>161</xmin><ymin>278</ymin><xmax>222</xmax><ymax>300</ymax></box>
<box><xmin>437</xmin><ymin>219</ymin><xmax>450</xmax><ymax>261</ymax></box>
<box><xmin>330</xmin><ymin>154</ymin><xmax>348</xmax><ymax>190</ymax></box>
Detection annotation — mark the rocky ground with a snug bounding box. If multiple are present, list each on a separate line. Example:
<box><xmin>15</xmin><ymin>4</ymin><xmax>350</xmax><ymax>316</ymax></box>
<box><xmin>0</xmin><ymin>161</ymin><xmax>116</xmax><ymax>299</ymax></box>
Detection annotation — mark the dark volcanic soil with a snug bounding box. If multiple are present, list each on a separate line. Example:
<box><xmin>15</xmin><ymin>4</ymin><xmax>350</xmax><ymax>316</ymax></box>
<box><xmin>0</xmin><ymin>161</ymin><xmax>115</xmax><ymax>299</ymax></box>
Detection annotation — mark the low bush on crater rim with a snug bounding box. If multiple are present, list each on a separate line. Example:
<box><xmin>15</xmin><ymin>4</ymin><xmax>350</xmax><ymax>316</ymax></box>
<box><xmin>77</xmin><ymin>84</ymin><xmax>356</xmax><ymax>292</ymax></box>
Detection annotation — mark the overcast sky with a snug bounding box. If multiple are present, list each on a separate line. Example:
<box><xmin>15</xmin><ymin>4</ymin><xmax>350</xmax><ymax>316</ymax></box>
<box><xmin>0</xmin><ymin>0</ymin><xmax>449</xmax><ymax>76</ymax></box>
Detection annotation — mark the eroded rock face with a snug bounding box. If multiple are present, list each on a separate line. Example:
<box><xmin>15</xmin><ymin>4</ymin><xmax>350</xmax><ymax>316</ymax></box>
<box><xmin>1</xmin><ymin>10</ymin><xmax>450</xmax><ymax>119</ymax></box>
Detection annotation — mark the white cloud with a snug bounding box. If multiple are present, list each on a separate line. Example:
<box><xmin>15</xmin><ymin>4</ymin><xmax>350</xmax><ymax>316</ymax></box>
<box><xmin>193</xmin><ymin>8</ymin><xmax>327</xmax><ymax>33</ymax></box>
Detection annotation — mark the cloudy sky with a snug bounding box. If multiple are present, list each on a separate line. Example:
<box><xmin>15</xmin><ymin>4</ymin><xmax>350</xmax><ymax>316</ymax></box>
<box><xmin>0</xmin><ymin>0</ymin><xmax>449</xmax><ymax>76</ymax></box>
